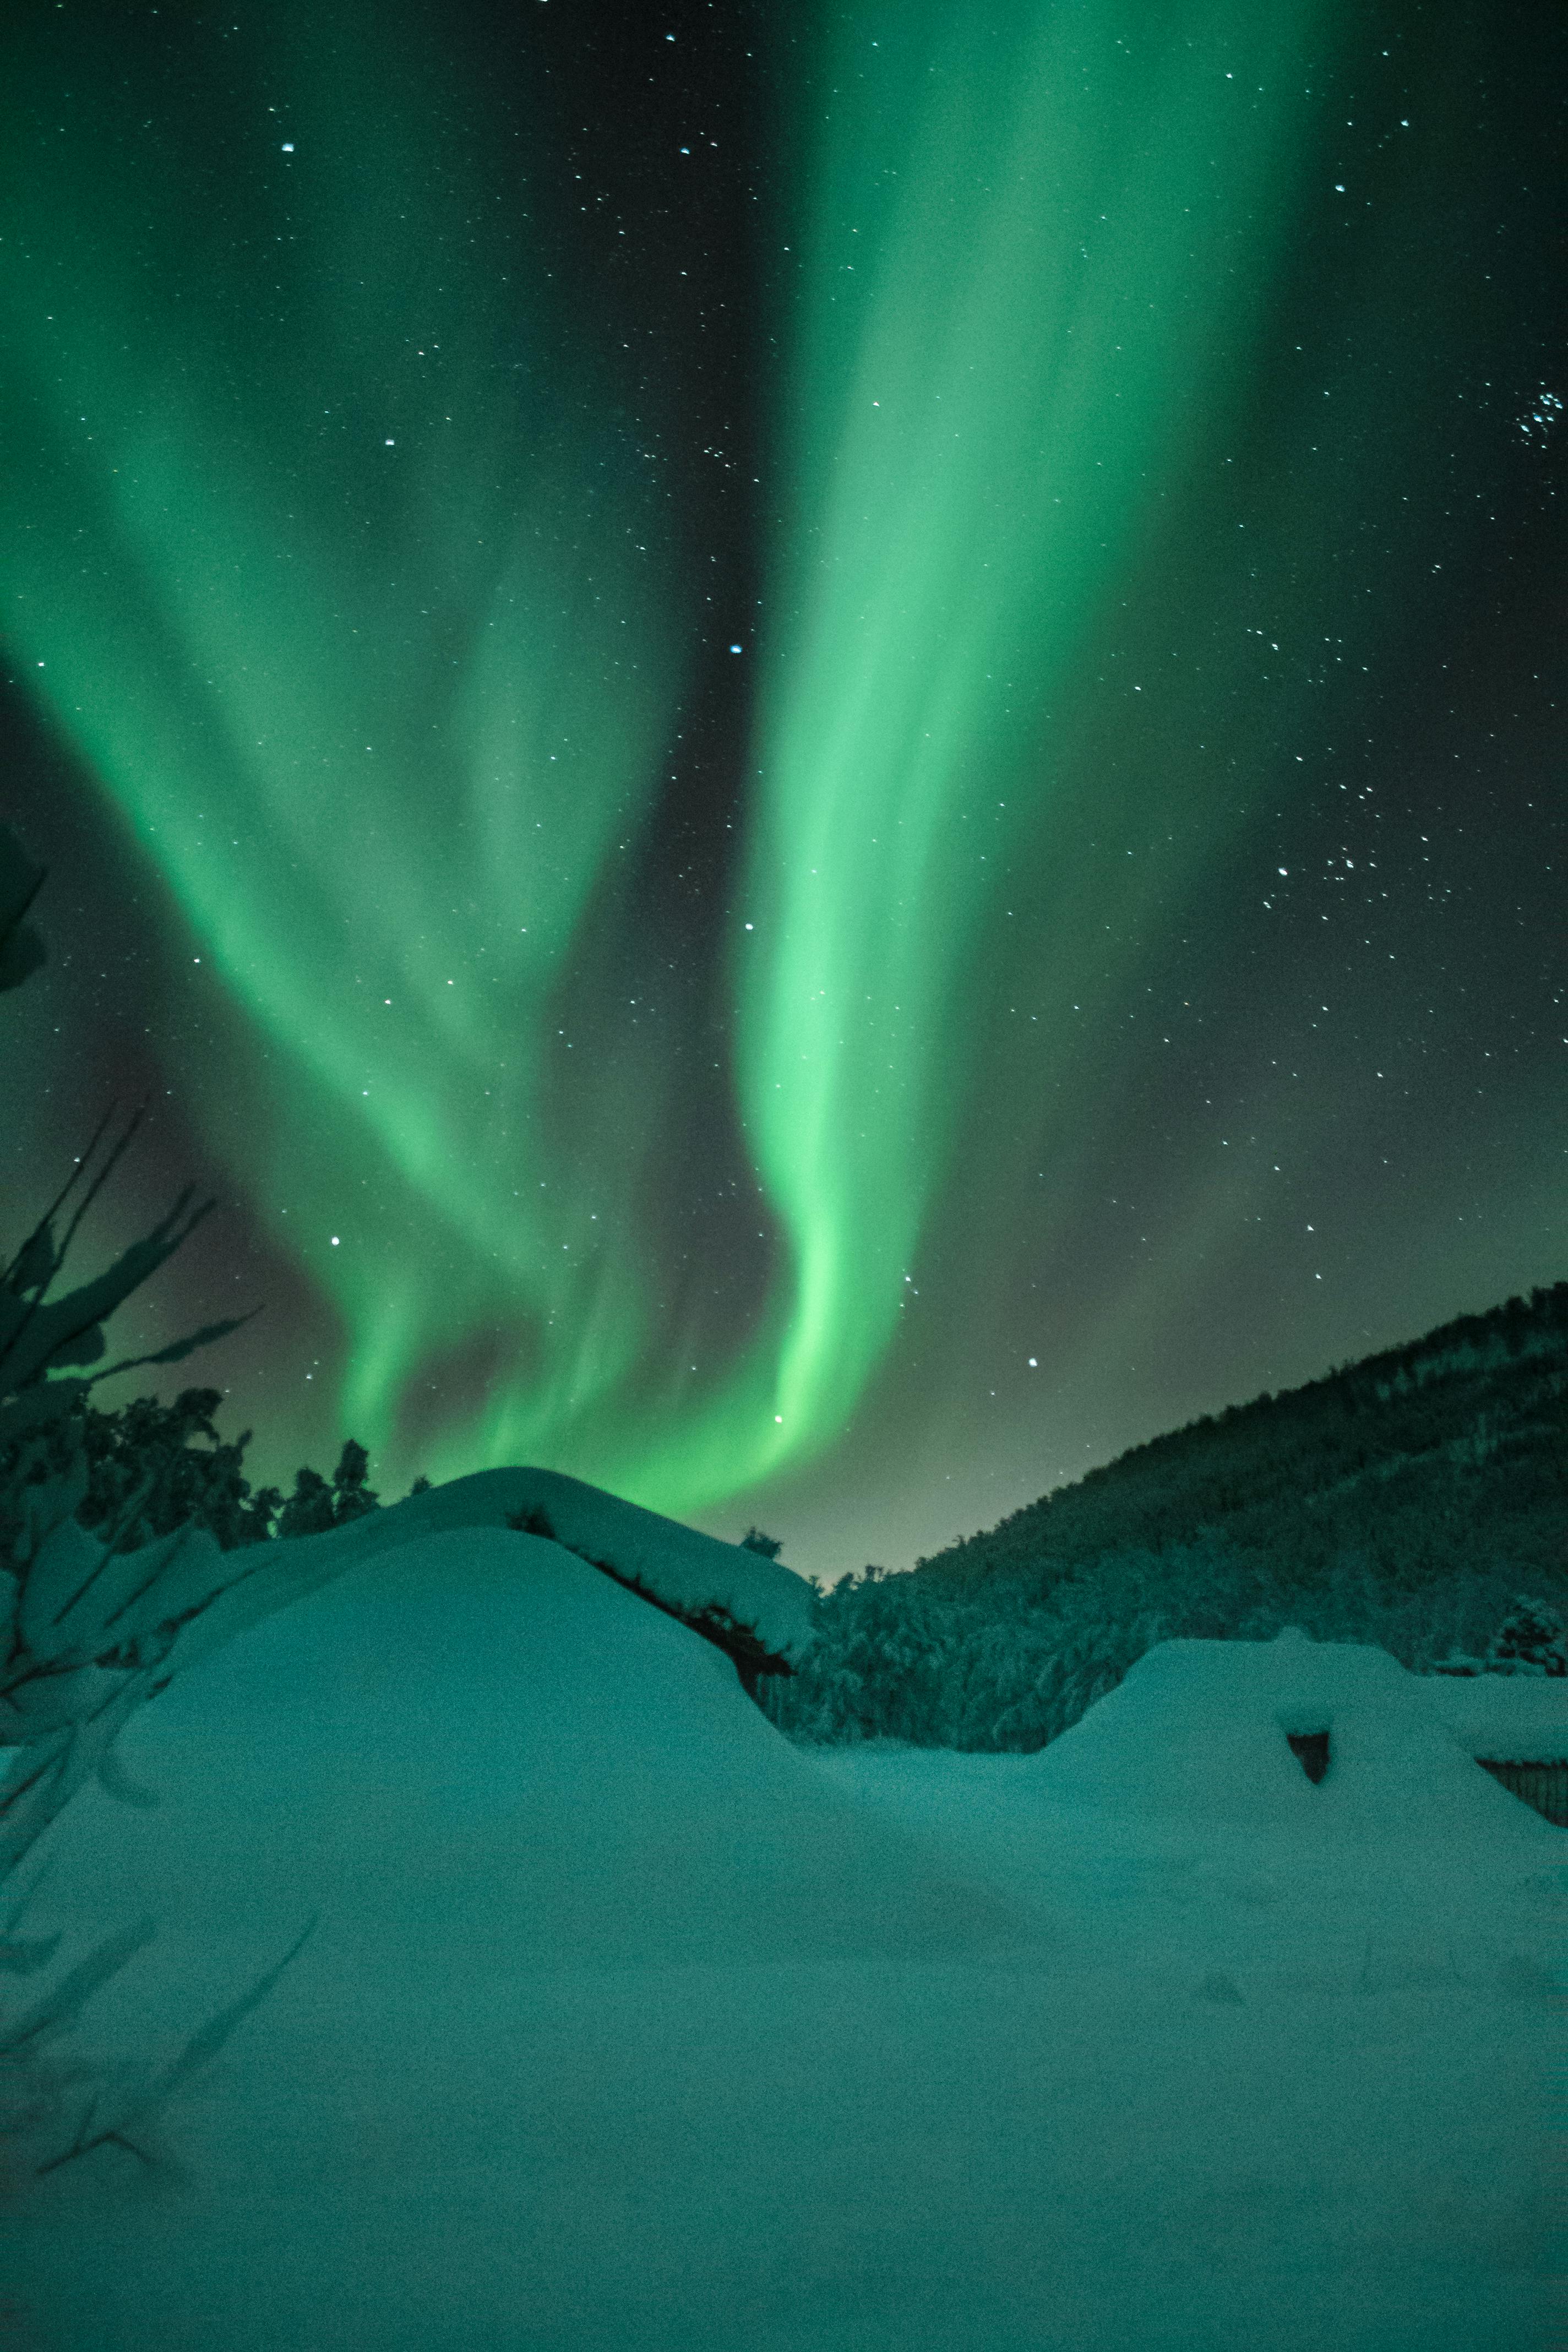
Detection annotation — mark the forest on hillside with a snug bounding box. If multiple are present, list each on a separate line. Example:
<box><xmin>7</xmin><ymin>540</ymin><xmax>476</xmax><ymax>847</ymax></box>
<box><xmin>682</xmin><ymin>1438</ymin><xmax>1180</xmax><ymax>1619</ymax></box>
<box><xmin>766</xmin><ymin>1284</ymin><xmax>1568</xmax><ymax>1751</ymax></box>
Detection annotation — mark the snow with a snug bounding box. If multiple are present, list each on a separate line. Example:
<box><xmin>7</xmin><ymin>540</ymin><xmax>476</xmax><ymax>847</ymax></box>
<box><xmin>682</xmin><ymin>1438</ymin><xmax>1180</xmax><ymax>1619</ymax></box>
<box><xmin>154</xmin><ymin>1464</ymin><xmax>817</xmax><ymax>1687</ymax></box>
<box><xmin>1021</xmin><ymin>1625</ymin><xmax>1568</xmax><ymax>1839</ymax></box>
<box><xmin>3</xmin><ymin>1539</ymin><xmax>1562</xmax><ymax>2352</ymax></box>
<box><xmin>1424</xmin><ymin>1670</ymin><xmax>1568</xmax><ymax>1765</ymax></box>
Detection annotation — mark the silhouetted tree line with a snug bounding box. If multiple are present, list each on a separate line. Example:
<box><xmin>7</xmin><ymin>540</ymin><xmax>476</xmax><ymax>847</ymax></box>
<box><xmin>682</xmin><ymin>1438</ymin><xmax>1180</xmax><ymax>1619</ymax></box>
<box><xmin>1</xmin><ymin>1375</ymin><xmax>421</xmax><ymax>1570</ymax></box>
<box><xmin>36</xmin><ymin>1386</ymin><xmax>399</xmax><ymax>1554</ymax></box>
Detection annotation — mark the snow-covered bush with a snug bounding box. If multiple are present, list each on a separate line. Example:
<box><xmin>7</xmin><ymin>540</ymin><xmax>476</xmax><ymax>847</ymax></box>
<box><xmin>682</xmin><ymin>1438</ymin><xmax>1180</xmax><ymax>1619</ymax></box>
<box><xmin>1431</xmin><ymin>1594</ymin><xmax>1568</xmax><ymax>1678</ymax></box>
<box><xmin>1488</xmin><ymin>1594</ymin><xmax>1568</xmax><ymax>1674</ymax></box>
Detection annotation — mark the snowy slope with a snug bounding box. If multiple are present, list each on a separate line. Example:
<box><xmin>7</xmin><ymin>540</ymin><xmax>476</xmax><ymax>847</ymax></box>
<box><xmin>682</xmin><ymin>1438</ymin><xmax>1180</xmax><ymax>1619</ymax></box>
<box><xmin>2</xmin><ymin>1555</ymin><xmax>1560</xmax><ymax>2352</ymax></box>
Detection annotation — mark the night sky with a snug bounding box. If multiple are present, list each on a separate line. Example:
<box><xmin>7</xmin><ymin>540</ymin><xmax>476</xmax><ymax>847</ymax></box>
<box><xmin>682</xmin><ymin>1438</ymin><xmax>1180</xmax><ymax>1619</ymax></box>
<box><xmin>1</xmin><ymin>0</ymin><xmax>1562</xmax><ymax>1588</ymax></box>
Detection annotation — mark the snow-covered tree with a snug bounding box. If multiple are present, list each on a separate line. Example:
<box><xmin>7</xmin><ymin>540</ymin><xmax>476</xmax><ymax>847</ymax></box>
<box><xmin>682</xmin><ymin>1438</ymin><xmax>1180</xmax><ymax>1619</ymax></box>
<box><xmin>1434</xmin><ymin>1594</ymin><xmax>1568</xmax><ymax>1678</ymax></box>
<box><xmin>1487</xmin><ymin>1594</ymin><xmax>1568</xmax><ymax>1674</ymax></box>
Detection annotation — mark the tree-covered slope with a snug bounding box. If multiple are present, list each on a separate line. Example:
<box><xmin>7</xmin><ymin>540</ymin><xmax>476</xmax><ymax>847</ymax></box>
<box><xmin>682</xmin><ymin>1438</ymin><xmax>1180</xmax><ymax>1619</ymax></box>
<box><xmin>917</xmin><ymin>1283</ymin><xmax>1568</xmax><ymax>1601</ymax></box>
<box><xmin>769</xmin><ymin>1283</ymin><xmax>1568</xmax><ymax>1751</ymax></box>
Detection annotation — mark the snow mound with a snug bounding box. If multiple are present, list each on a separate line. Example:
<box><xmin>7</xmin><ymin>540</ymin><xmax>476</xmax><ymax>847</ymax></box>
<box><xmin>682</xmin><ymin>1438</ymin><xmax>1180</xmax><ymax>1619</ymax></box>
<box><xmin>159</xmin><ymin>1465</ymin><xmax>815</xmax><ymax>1690</ymax></box>
<box><xmin>34</xmin><ymin>1525</ymin><xmax>1035</xmax><ymax>1975</ymax></box>
<box><xmin>1031</xmin><ymin>1626</ymin><xmax>1565</xmax><ymax>1843</ymax></box>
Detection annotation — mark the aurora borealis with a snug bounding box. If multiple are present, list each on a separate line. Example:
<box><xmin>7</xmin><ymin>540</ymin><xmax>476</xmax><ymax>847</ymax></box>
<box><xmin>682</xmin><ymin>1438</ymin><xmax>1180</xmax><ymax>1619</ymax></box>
<box><xmin>2</xmin><ymin>1</ymin><xmax>1562</xmax><ymax>1584</ymax></box>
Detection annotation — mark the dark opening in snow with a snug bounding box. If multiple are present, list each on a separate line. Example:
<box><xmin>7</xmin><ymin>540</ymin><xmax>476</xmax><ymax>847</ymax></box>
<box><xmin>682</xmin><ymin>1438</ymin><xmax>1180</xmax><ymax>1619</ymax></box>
<box><xmin>1287</xmin><ymin>1729</ymin><xmax>1330</xmax><ymax>1784</ymax></box>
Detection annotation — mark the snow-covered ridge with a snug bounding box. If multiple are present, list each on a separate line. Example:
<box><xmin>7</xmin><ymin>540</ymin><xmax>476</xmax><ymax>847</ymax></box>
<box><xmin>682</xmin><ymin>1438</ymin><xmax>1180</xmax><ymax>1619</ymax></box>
<box><xmin>159</xmin><ymin>1466</ymin><xmax>815</xmax><ymax>1685</ymax></box>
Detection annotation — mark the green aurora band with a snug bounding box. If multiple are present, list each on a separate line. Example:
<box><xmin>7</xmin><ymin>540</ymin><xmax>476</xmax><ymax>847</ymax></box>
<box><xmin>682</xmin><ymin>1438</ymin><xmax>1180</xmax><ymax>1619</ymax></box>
<box><xmin>3</xmin><ymin>3</ymin><xmax>700</xmax><ymax>1485</ymax></box>
<box><xmin>7</xmin><ymin>0</ymin><xmax>1483</xmax><ymax>1526</ymax></box>
<box><xmin>733</xmin><ymin>0</ymin><xmax>1331</xmax><ymax>1479</ymax></box>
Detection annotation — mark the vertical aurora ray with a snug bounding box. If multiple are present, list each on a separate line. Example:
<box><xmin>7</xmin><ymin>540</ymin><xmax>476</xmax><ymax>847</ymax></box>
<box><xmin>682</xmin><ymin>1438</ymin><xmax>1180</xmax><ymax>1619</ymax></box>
<box><xmin>9</xmin><ymin>0</ymin><xmax>1531</xmax><ymax>1552</ymax></box>
<box><xmin>1</xmin><ymin>4</ymin><xmax>694</xmax><ymax>1478</ymax></box>
<box><xmin>723</xmin><ymin>0</ymin><xmax>1336</xmax><ymax>1476</ymax></box>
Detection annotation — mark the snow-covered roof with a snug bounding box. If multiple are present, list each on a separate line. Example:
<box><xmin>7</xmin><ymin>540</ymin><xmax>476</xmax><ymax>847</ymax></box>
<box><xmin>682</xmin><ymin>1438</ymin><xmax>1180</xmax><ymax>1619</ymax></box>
<box><xmin>161</xmin><ymin>1466</ymin><xmax>815</xmax><ymax>1688</ymax></box>
<box><xmin>1421</xmin><ymin>1670</ymin><xmax>1568</xmax><ymax>1763</ymax></box>
<box><xmin>1028</xmin><ymin>1626</ymin><xmax>1565</xmax><ymax>1844</ymax></box>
